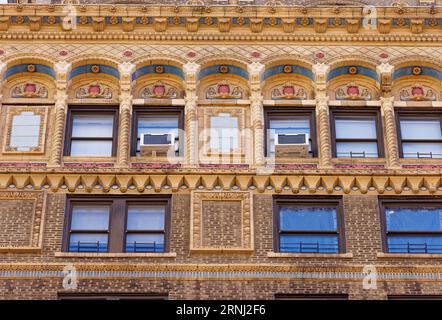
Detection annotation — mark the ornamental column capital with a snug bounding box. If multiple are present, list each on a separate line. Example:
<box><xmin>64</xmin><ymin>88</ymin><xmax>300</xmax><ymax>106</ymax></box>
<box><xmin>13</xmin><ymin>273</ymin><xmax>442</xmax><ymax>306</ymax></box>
<box><xmin>247</xmin><ymin>62</ymin><xmax>265</xmax><ymax>84</ymax></box>
<box><xmin>54</xmin><ymin>61</ymin><xmax>72</xmax><ymax>83</ymax></box>
<box><xmin>183</xmin><ymin>62</ymin><xmax>200</xmax><ymax>82</ymax></box>
<box><xmin>118</xmin><ymin>62</ymin><xmax>136</xmax><ymax>83</ymax></box>
<box><xmin>312</xmin><ymin>63</ymin><xmax>330</xmax><ymax>94</ymax></box>
<box><xmin>377</xmin><ymin>63</ymin><xmax>395</xmax><ymax>97</ymax></box>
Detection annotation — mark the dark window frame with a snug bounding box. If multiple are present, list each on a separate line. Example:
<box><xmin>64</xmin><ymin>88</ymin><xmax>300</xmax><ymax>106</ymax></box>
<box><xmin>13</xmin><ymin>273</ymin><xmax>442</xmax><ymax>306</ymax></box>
<box><xmin>379</xmin><ymin>197</ymin><xmax>442</xmax><ymax>254</ymax></box>
<box><xmin>263</xmin><ymin>107</ymin><xmax>318</xmax><ymax>158</ymax></box>
<box><xmin>131</xmin><ymin>107</ymin><xmax>184</xmax><ymax>157</ymax></box>
<box><xmin>273</xmin><ymin>196</ymin><xmax>346</xmax><ymax>254</ymax></box>
<box><xmin>330</xmin><ymin>107</ymin><xmax>384</xmax><ymax>158</ymax></box>
<box><xmin>396</xmin><ymin>108</ymin><xmax>442</xmax><ymax>159</ymax></box>
<box><xmin>64</xmin><ymin>106</ymin><xmax>119</xmax><ymax>157</ymax></box>
<box><xmin>63</xmin><ymin>195</ymin><xmax>171</xmax><ymax>253</ymax></box>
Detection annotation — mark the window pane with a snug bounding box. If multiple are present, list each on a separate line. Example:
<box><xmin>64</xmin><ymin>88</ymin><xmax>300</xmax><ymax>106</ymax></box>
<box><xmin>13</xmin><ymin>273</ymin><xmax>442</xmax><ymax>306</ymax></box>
<box><xmin>402</xmin><ymin>142</ymin><xmax>442</xmax><ymax>158</ymax></box>
<box><xmin>71</xmin><ymin>205</ymin><xmax>110</xmax><ymax>230</ymax></box>
<box><xmin>387</xmin><ymin>235</ymin><xmax>442</xmax><ymax>254</ymax></box>
<box><xmin>336</xmin><ymin>142</ymin><xmax>379</xmax><ymax>158</ymax></box>
<box><xmin>9</xmin><ymin>113</ymin><xmax>41</xmax><ymax>150</ymax></box>
<box><xmin>280</xmin><ymin>206</ymin><xmax>337</xmax><ymax>231</ymax></box>
<box><xmin>335</xmin><ymin>118</ymin><xmax>377</xmax><ymax>139</ymax></box>
<box><xmin>125</xmin><ymin>234</ymin><xmax>164</xmax><ymax>252</ymax></box>
<box><xmin>9</xmin><ymin>136</ymin><xmax>39</xmax><ymax>148</ymax></box>
<box><xmin>210</xmin><ymin>114</ymin><xmax>239</xmax><ymax>152</ymax></box>
<box><xmin>10</xmin><ymin>125</ymin><xmax>40</xmax><ymax>137</ymax></box>
<box><xmin>72</xmin><ymin>114</ymin><xmax>114</xmax><ymax>138</ymax></box>
<box><xmin>12</xmin><ymin>113</ymin><xmax>40</xmax><ymax>126</ymax></box>
<box><xmin>400</xmin><ymin>119</ymin><xmax>442</xmax><ymax>140</ymax></box>
<box><xmin>70</xmin><ymin>140</ymin><xmax>113</xmax><ymax>157</ymax></box>
<box><xmin>280</xmin><ymin>235</ymin><xmax>339</xmax><ymax>253</ymax></box>
<box><xmin>127</xmin><ymin>205</ymin><xmax>165</xmax><ymax>231</ymax></box>
<box><xmin>137</xmin><ymin>115</ymin><xmax>180</xmax><ymax>154</ymax></box>
<box><xmin>138</xmin><ymin>115</ymin><xmax>179</xmax><ymax>136</ymax></box>
<box><xmin>268</xmin><ymin>117</ymin><xmax>311</xmax><ymax>155</ymax></box>
<box><xmin>385</xmin><ymin>207</ymin><xmax>442</xmax><ymax>232</ymax></box>
<box><xmin>69</xmin><ymin>233</ymin><xmax>108</xmax><ymax>252</ymax></box>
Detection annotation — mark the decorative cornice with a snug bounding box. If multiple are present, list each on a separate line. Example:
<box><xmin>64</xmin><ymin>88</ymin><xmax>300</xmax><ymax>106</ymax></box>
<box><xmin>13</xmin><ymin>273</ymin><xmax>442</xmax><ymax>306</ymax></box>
<box><xmin>0</xmin><ymin>263</ymin><xmax>442</xmax><ymax>281</ymax></box>
<box><xmin>1</xmin><ymin>172</ymin><xmax>442</xmax><ymax>195</ymax></box>
<box><xmin>3</xmin><ymin>31</ymin><xmax>442</xmax><ymax>43</ymax></box>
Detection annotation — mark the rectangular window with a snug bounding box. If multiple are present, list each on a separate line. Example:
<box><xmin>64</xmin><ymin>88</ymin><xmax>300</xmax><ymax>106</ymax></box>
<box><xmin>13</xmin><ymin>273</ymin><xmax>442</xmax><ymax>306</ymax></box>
<box><xmin>331</xmin><ymin>110</ymin><xmax>383</xmax><ymax>158</ymax></box>
<box><xmin>125</xmin><ymin>204</ymin><xmax>166</xmax><ymax>253</ymax></box>
<box><xmin>274</xmin><ymin>198</ymin><xmax>344</xmax><ymax>254</ymax></box>
<box><xmin>210</xmin><ymin>113</ymin><xmax>239</xmax><ymax>153</ymax></box>
<box><xmin>65</xmin><ymin>108</ymin><xmax>117</xmax><ymax>157</ymax></box>
<box><xmin>132</xmin><ymin>108</ymin><xmax>183</xmax><ymax>157</ymax></box>
<box><xmin>397</xmin><ymin>113</ymin><xmax>442</xmax><ymax>158</ymax></box>
<box><xmin>64</xmin><ymin>197</ymin><xmax>170</xmax><ymax>253</ymax></box>
<box><xmin>381</xmin><ymin>200</ymin><xmax>442</xmax><ymax>254</ymax></box>
<box><xmin>9</xmin><ymin>111</ymin><xmax>41</xmax><ymax>151</ymax></box>
<box><xmin>264</xmin><ymin>108</ymin><xmax>317</xmax><ymax>157</ymax></box>
<box><xmin>68</xmin><ymin>204</ymin><xmax>110</xmax><ymax>252</ymax></box>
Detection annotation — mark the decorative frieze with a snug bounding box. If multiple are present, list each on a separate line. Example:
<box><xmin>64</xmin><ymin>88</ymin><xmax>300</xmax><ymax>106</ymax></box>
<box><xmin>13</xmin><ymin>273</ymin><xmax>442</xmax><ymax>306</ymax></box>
<box><xmin>11</xmin><ymin>82</ymin><xmax>48</xmax><ymax>99</ymax></box>
<box><xmin>0</xmin><ymin>173</ymin><xmax>441</xmax><ymax>195</ymax></box>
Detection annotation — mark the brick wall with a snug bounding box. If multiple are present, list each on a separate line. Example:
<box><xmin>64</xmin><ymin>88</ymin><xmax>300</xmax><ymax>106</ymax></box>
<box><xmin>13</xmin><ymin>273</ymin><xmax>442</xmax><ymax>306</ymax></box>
<box><xmin>201</xmin><ymin>200</ymin><xmax>242</xmax><ymax>248</ymax></box>
<box><xmin>0</xmin><ymin>198</ymin><xmax>34</xmax><ymax>247</ymax></box>
<box><xmin>1</xmin><ymin>192</ymin><xmax>442</xmax><ymax>299</ymax></box>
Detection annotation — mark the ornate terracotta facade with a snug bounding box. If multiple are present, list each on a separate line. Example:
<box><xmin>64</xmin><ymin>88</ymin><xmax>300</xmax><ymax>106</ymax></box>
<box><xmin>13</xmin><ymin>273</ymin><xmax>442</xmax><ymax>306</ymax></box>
<box><xmin>1</xmin><ymin>0</ymin><xmax>442</xmax><ymax>300</ymax></box>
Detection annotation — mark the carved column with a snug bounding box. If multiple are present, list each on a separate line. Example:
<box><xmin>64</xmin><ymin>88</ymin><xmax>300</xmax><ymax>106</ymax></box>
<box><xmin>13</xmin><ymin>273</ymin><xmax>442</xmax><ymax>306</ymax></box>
<box><xmin>48</xmin><ymin>61</ymin><xmax>71</xmax><ymax>167</ymax></box>
<box><xmin>0</xmin><ymin>62</ymin><xmax>7</xmax><ymax>106</ymax></box>
<box><xmin>183</xmin><ymin>62</ymin><xmax>200</xmax><ymax>166</ymax></box>
<box><xmin>313</xmin><ymin>63</ymin><xmax>332</xmax><ymax>168</ymax></box>
<box><xmin>377</xmin><ymin>63</ymin><xmax>400</xmax><ymax>168</ymax></box>
<box><xmin>247</xmin><ymin>62</ymin><xmax>265</xmax><ymax>167</ymax></box>
<box><xmin>116</xmin><ymin>62</ymin><xmax>135</xmax><ymax>167</ymax></box>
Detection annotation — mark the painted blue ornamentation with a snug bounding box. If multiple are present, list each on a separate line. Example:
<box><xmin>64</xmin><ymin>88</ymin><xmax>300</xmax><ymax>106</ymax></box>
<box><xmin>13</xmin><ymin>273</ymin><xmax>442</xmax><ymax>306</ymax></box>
<box><xmin>69</xmin><ymin>64</ymin><xmax>120</xmax><ymax>80</ymax></box>
<box><xmin>4</xmin><ymin>64</ymin><xmax>55</xmax><ymax>80</ymax></box>
<box><xmin>132</xmin><ymin>65</ymin><xmax>184</xmax><ymax>81</ymax></box>
<box><xmin>263</xmin><ymin>65</ymin><xmax>313</xmax><ymax>81</ymax></box>
<box><xmin>327</xmin><ymin>66</ymin><xmax>379</xmax><ymax>82</ymax></box>
<box><xmin>393</xmin><ymin>66</ymin><xmax>442</xmax><ymax>81</ymax></box>
<box><xmin>198</xmin><ymin>65</ymin><xmax>249</xmax><ymax>81</ymax></box>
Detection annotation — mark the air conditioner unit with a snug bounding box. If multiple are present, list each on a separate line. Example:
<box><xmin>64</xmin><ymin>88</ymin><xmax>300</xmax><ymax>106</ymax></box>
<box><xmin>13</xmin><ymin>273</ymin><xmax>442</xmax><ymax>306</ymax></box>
<box><xmin>140</xmin><ymin>133</ymin><xmax>175</xmax><ymax>157</ymax></box>
<box><xmin>274</xmin><ymin>133</ymin><xmax>309</xmax><ymax>158</ymax></box>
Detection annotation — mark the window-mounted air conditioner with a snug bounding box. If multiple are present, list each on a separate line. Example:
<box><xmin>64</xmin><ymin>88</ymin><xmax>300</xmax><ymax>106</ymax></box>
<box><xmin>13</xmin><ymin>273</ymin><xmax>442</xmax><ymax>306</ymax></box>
<box><xmin>140</xmin><ymin>133</ymin><xmax>175</xmax><ymax>157</ymax></box>
<box><xmin>274</xmin><ymin>133</ymin><xmax>309</xmax><ymax>158</ymax></box>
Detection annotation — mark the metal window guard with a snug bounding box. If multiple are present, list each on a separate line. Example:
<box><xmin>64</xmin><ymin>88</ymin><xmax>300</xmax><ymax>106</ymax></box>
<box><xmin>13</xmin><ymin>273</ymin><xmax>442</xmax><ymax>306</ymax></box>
<box><xmin>389</xmin><ymin>242</ymin><xmax>442</xmax><ymax>254</ymax></box>
<box><xmin>280</xmin><ymin>242</ymin><xmax>338</xmax><ymax>254</ymax></box>
<box><xmin>126</xmin><ymin>241</ymin><xmax>165</xmax><ymax>253</ymax></box>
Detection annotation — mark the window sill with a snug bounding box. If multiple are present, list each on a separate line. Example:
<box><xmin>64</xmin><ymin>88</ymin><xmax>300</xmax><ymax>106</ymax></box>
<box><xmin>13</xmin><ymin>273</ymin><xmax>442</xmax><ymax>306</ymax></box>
<box><xmin>267</xmin><ymin>252</ymin><xmax>353</xmax><ymax>259</ymax></box>
<box><xmin>130</xmin><ymin>156</ymin><xmax>184</xmax><ymax>163</ymax></box>
<box><xmin>265</xmin><ymin>157</ymin><xmax>319</xmax><ymax>165</ymax></box>
<box><xmin>332</xmin><ymin>158</ymin><xmax>387</xmax><ymax>165</ymax></box>
<box><xmin>54</xmin><ymin>252</ymin><xmax>177</xmax><ymax>258</ymax></box>
<box><xmin>0</xmin><ymin>247</ymin><xmax>42</xmax><ymax>254</ymax></box>
<box><xmin>377</xmin><ymin>252</ymin><xmax>442</xmax><ymax>259</ymax></box>
<box><xmin>399</xmin><ymin>158</ymin><xmax>442</xmax><ymax>166</ymax></box>
<box><xmin>263</xmin><ymin>99</ymin><xmax>316</xmax><ymax>106</ymax></box>
<box><xmin>328</xmin><ymin>100</ymin><xmax>381</xmax><ymax>107</ymax></box>
<box><xmin>62</xmin><ymin>157</ymin><xmax>117</xmax><ymax>162</ymax></box>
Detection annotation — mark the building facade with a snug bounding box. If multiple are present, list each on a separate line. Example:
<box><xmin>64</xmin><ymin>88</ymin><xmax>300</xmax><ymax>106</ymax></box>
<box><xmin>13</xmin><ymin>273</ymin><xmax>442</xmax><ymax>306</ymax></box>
<box><xmin>1</xmin><ymin>0</ymin><xmax>442</xmax><ymax>300</ymax></box>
